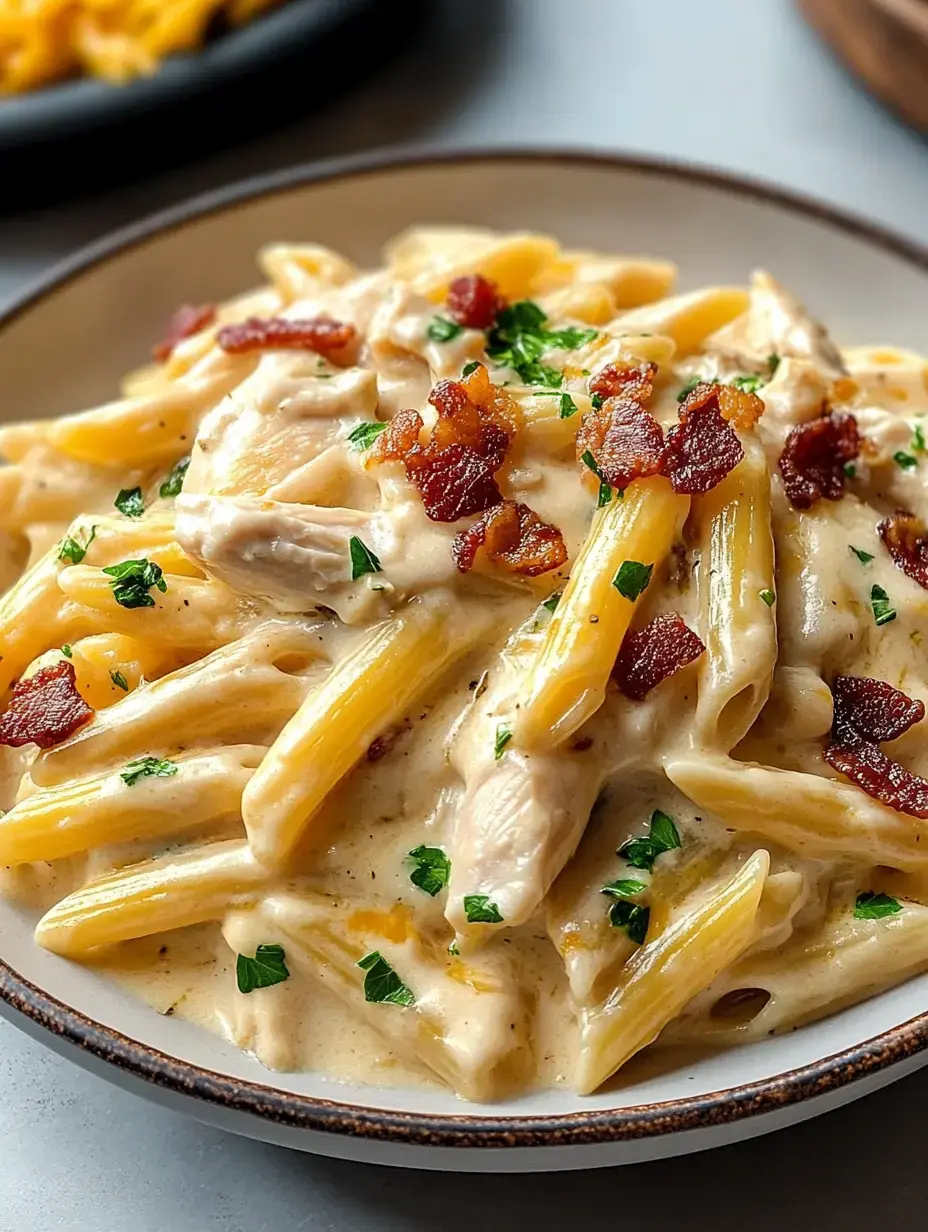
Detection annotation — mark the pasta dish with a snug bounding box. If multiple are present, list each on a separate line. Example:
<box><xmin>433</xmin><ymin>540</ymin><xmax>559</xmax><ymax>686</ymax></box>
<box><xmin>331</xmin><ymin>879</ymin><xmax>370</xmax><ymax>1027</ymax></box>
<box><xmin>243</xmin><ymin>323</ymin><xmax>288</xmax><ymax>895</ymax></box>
<box><xmin>0</xmin><ymin>0</ymin><xmax>284</xmax><ymax>93</ymax></box>
<box><xmin>1</xmin><ymin>226</ymin><xmax>928</xmax><ymax>1103</ymax></box>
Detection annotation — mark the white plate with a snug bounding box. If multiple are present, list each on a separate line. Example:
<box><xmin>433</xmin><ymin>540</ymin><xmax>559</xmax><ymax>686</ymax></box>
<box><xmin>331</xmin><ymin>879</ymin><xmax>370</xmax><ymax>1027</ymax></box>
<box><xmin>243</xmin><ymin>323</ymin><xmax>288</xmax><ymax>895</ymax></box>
<box><xmin>2</xmin><ymin>149</ymin><xmax>928</xmax><ymax>1172</ymax></box>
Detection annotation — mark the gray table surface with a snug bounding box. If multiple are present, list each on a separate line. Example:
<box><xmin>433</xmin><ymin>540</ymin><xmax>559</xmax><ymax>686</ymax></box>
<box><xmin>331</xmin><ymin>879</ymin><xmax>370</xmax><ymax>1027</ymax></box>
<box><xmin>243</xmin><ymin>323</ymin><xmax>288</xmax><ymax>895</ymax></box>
<box><xmin>3</xmin><ymin>1</ymin><xmax>928</xmax><ymax>1227</ymax></box>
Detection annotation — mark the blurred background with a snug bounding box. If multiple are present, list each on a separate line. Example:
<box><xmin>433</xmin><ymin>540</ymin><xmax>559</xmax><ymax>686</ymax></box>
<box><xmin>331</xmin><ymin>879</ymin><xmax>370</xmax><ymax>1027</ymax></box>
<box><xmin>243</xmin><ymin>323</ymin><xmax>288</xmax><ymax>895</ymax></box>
<box><xmin>3</xmin><ymin>0</ymin><xmax>928</xmax><ymax>1228</ymax></box>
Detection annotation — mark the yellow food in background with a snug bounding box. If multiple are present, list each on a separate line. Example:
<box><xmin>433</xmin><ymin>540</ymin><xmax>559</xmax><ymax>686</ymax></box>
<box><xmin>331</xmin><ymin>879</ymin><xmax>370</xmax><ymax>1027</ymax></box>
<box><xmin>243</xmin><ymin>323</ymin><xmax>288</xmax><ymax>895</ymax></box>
<box><xmin>0</xmin><ymin>0</ymin><xmax>284</xmax><ymax>94</ymax></box>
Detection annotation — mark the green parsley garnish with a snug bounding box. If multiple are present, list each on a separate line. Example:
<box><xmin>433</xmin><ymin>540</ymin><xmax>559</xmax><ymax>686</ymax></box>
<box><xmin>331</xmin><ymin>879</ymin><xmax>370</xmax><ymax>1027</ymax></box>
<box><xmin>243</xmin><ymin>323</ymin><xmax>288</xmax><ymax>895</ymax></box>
<box><xmin>601</xmin><ymin>878</ymin><xmax>648</xmax><ymax>898</ymax></box>
<box><xmin>590</xmin><ymin>393</ymin><xmax>604</xmax><ymax>410</ymax></box>
<box><xmin>485</xmin><ymin>300</ymin><xmax>595</xmax><ymax>387</ymax></box>
<box><xmin>767</xmin><ymin>353</ymin><xmax>781</xmax><ymax>375</ymax></box>
<box><xmin>407</xmin><ymin>845</ymin><xmax>450</xmax><ymax>897</ymax></box>
<box><xmin>120</xmin><ymin>755</ymin><xmax>178</xmax><ymax>787</ymax></box>
<box><xmin>494</xmin><ymin>722</ymin><xmax>513</xmax><ymax>760</ymax></box>
<box><xmin>870</xmin><ymin>584</ymin><xmax>896</xmax><ymax>627</ymax></box>
<box><xmin>110</xmin><ymin>670</ymin><xmax>128</xmax><ymax>691</ymax></box>
<box><xmin>759</xmin><ymin>588</ymin><xmax>776</xmax><ymax>607</ymax></box>
<box><xmin>894</xmin><ymin>450</ymin><xmax>918</xmax><ymax>471</ymax></box>
<box><xmin>558</xmin><ymin>393</ymin><xmax>578</xmax><ymax>419</ymax></box>
<box><xmin>357</xmin><ymin>951</ymin><xmax>415</xmax><ymax>1005</ymax></box>
<box><xmin>730</xmin><ymin>373</ymin><xmax>764</xmax><ymax>394</ymax></box>
<box><xmin>844</xmin><ymin>462</ymin><xmax>856</xmax><ymax>479</ymax></box>
<box><xmin>427</xmin><ymin>316</ymin><xmax>464</xmax><ymax>343</ymax></box>
<box><xmin>601</xmin><ymin>889</ymin><xmax>650</xmax><ymax>943</ymax></box>
<box><xmin>58</xmin><ymin>525</ymin><xmax>97</xmax><ymax>565</ymax></box>
<box><xmin>462</xmin><ymin>360</ymin><xmax>481</xmax><ymax>378</ymax></box>
<box><xmin>613</xmin><ymin>560</ymin><xmax>653</xmax><ymax>601</ymax></box>
<box><xmin>619</xmin><ymin>810</ymin><xmax>682</xmax><ymax>872</ymax></box>
<box><xmin>580</xmin><ymin>449</ymin><xmax>613</xmax><ymax>507</ymax></box>
<box><xmin>853</xmin><ymin>892</ymin><xmax>902</xmax><ymax>920</ymax></box>
<box><xmin>102</xmin><ymin>558</ymin><xmax>167</xmax><ymax>609</ymax></box>
<box><xmin>114</xmin><ymin>487</ymin><xmax>145</xmax><ymax>518</ymax></box>
<box><xmin>236</xmin><ymin>944</ymin><xmax>290</xmax><ymax>994</ymax></box>
<box><xmin>542</xmin><ymin>592</ymin><xmax>561</xmax><ymax>614</ymax></box>
<box><xmin>914</xmin><ymin>422</ymin><xmax>926</xmax><ymax>453</ymax></box>
<box><xmin>347</xmin><ymin>421</ymin><xmax>388</xmax><ymax>451</ymax></box>
<box><xmin>463</xmin><ymin>894</ymin><xmax>504</xmax><ymax>924</ymax></box>
<box><xmin>349</xmin><ymin>536</ymin><xmax>382</xmax><ymax>581</ymax></box>
<box><xmin>850</xmin><ymin>545</ymin><xmax>874</xmax><ymax>564</ymax></box>
<box><xmin>61</xmin><ymin>644</ymin><xmax>72</xmax><ymax>659</ymax></box>
<box><xmin>159</xmin><ymin>456</ymin><xmax>190</xmax><ymax>499</ymax></box>
<box><xmin>676</xmin><ymin>376</ymin><xmax>702</xmax><ymax>403</ymax></box>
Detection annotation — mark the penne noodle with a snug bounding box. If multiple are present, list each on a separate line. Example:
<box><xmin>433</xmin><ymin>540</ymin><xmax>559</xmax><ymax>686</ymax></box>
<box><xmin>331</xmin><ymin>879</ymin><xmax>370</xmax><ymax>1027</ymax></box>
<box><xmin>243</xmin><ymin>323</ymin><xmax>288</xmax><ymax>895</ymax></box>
<box><xmin>615</xmin><ymin>286</ymin><xmax>749</xmax><ymax>353</ymax></box>
<box><xmin>575</xmin><ymin>850</ymin><xmax>769</xmax><ymax>1093</ymax></box>
<box><xmin>693</xmin><ymin>434</ymin><xmax>777</xmax><ymax>751</ymax></box>
<box><xmin>514</xmin><ymin>477</ymin><xmax>690</xmax><ymax>750</ymax></box>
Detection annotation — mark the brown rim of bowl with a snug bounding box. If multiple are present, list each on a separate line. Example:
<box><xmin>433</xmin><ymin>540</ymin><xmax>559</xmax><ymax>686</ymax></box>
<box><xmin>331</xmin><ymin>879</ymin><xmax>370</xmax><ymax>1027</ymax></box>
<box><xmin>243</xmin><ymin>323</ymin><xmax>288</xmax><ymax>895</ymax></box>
<box><xmin>3</xmin><ymin>145</ymin><xmax>928</xmax><ymax>1150</ymax></box>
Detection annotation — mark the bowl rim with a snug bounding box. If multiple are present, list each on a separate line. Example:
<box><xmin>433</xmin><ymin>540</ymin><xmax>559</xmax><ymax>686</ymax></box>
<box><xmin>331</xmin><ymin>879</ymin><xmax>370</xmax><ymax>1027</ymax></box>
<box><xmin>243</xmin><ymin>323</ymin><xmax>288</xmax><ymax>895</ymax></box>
<box><xmin>3</xmin><ymin>144</ymin><xmax>928</xmax><ymax>1149</ymax></box>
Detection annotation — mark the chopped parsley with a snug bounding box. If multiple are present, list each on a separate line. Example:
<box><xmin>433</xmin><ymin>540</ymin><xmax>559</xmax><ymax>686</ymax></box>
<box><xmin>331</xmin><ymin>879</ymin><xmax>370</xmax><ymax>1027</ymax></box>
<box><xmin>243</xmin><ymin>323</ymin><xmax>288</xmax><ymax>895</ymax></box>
<box><xmin>676</xmin><ymin>376</ymin><xmax>702</xmax><ymax>403</ymax></box>
<box><xmin>730</xmin><ymin>373</ymin><xmax>764</xmax><ymax>395</ymax></box>
<box><xmin>767</xmin><ymin>353</ymin><xmax>781</xmax><ymax>375</ymax></box>
<box><xmin>110</xmin><ymin>670</ymin><xmax>129</xmax><ymax>691</ymax></box>
<box><xmin>463</xmin><ymin>894</ymin><xmax>504</xmax><ymax>924</ymax></box>
<box><xmin>542</xmin><ymin>592</ymin><xmax>561</xmax><ymax>614</ymax></box>
<box><xmin>580</xmin><ymin>449</ymin><xmax>613</xmax><ymax>507</ymax></box>
<box><xmin>58</xmin><ymin>525</ymin><xmax>97</xmax><ymax>565</ymax></box>
<box><xmin>853</xmin><ymin>892</ymin><xmax>902</xmax><ymax>920</ymax></box>
<box><xmin>407</xmin><ymin>845</ymin><xmax>451</xmax><ymax>897</ymax></box>
<box><xmin>236</xmin><ymin>944</ymin><xmax>290</xmax><ymax>994</ymax></box>
<box><xmin>462</xmin><ymin>360</ymin><xmax>481</xmax><ymax>378</ymax></box>
<box><xmin>120</xmin><ymin>755</ymin><xmax>178</xmax><ymax>787</ymax></box>
<box><xmin>914</xmin><ymin>422</ymin><xmax>927</xmax><ymax>453</ymax></box>
<box><xmin>103</xmin><ymin>558</ymin><xmax>167</xmax><ymax>609</ymax></box>
<box><xmin>159</xmin><ymin>456</ymin><xmax>190</xmax><ymax>499</ymax></box>
<box><xmin>61</xmin><ymin>644</ymin><xmax>73</xmax><ymax>659</ymax></box>
<box><xmin>613</xmin><ymin>560</ymin><xmax>653</xmax><ymax>601</ymax></box>
<box><xmin>559</xmin><ymin>393</ymin><xmax>579</xmax><ymax>419</ymax></box>
<box><xmin>894</xmin><ymin>450</ymin><xmax>918</xmax><ymax>472</ymax></box>
<box><xmin>114</xmin><ymin>487</ymin><xmax>145</xmax><ymax>518</ymax></box>
<box><xmin>844</xmin><ymin>462</ymin><xmax>857</xmax><ymax>479</ymax></box>
<box><xmin>601</xmin><ymin>878</ymin><xmax>648</xmax><ymax>898</ymax></box>
<box><xmin>619</xmin><ymin>810</ymin><xmax>682</xmax><ymax>872</ymax></box>
<box><xmin>591</xmin><ymin>393</ymin><xmax>604</xmax><ymax>410</ymax></box>
<box><xmin>602</xmin><ymin>893</ymin><xmax>650</xmax><ymax>944</ymax></box>
<box><xmin>347</xmin><ymin>421</ymin><xmax>388</xmax><ymax>451</ymax></box>
<box><xmin>870</xmin><ymin>584</ymin><xmax>896</xmax><ymax>627</ymax></box>
<box><xmin>427</xmin><ymin>316</ymin><xmax>464</xmax><ymax>343</ymax></box>
<box><xmin>349</xmin><ymin>536</ymin><xmax>382</xmax><ymax>581</ymax></box>
<box><xmin>494</xmin><ymin>722</ymin><xmax>513</xmax><ymax>760</ymax></box>
<box><xmin>357</xmin><ymin>951</ymin><xmax>415</xmax><ymax>1005</ymax></box>
<box><xmin>850</xmin><ymin>545</ymin><xmax>874</xmax><ymax>564</ymax></box>
<box><xmin>759</xmin><ymin>588</ymin><xmax>776</xmax><ymax>607</ymax></box>
<box><xmin>486</xmin><ymin>300</ymin><xmax>595</xmax><ymax>387</ymax></box>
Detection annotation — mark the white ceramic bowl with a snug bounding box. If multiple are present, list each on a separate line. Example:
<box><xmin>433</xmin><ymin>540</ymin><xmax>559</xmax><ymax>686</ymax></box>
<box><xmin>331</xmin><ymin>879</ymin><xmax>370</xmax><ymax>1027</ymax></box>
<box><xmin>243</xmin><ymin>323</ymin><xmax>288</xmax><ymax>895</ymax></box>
<box><xmin>2</xmin><ymin>149</ymin><xmax>928</xmax><ymax>1172</ymax></box>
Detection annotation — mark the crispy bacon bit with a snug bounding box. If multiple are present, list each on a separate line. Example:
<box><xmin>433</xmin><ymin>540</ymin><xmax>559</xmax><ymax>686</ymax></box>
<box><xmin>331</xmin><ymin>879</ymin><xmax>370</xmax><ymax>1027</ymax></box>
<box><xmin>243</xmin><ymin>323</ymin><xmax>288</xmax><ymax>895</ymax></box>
<box><xmin>589</xmin><ymin>362</ymin><xmax>657</xmax><ymax>403</ymax></box>
<box><xmin>878</xmin><ymin>512</ymin><xmax>928</xmax><ymax>590</ymax></box>
<box><xmin>369</xmin><ymin>372</ymin><xmax>518</xmax><ymax>523</ymax></box>
<box><xmin>716</xmin><ymin>384</ymin><xmax>765</xmax><ymax>431</ymax></box>
<box><xmin>216</xmin><ymin>316</ymin><xmax>359</xmax><ymax>365</ymax></box>
<box><xmin>152</xmin><ymin>303</ymin><xmax>216</xmax><ymax>362</ymax></box>
<box><xmin>778</xmin><ymin>411</ymin><xmax>860</xmax><ymax>509</ymax></box>
<box><xmin>577</xmin><ymin>398</ymin><xmax>666</xmax><ymax>491</ymax></box>
<box><xmin>451</xmin><ymin>500</ymin><xmax>568</xmax><ymax>577</ymax></box>
<box><xmin>0</xmin><ymin>660</ymin><xmax>93</xmax><ymax>749</ymax></box>
<box><xmin>446</xmin><ymin>275</ymin><xmax>507</xmax><ymax>330</ymax></box>
<box><xmin>663</xmin><ymin>384</ymin><xmax>744</xmax><ymax>495</ymax></box>
<box><xmin>613</xmin><ymin>612</ymin><xmax>706</xmax><ymax>701</ymax></box>
<box><xmin>825</xmin><ymin>675</ymin><xmax>928</xmax><ymax>817</ymax></box>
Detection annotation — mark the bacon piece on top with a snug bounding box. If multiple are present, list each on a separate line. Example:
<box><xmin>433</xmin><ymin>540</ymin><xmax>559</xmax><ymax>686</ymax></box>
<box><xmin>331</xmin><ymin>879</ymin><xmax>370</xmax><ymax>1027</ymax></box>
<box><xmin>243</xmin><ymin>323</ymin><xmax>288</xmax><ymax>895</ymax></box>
<box><xmin>663</xmin><ymin>383</ymin><xmax>746</xmax><ymax>495</ymax></box>
<box><xmin>0</xmin><ymin>660</ymin><xmax>93</xmax><ymax>749</ymax></box>
<box><xmin>589</xmin><ymin>362</ymin><xmax>657</xmax><ymax>403</ymax></box>
<box><xmin>578</xmin><ymin>362</ymin><xmax>664</xmax><ymax>492</ymax></box>
<box><xmin>452</xmin><ymin>500</ymin><xmax>568</xmax><ymax>577</ymax></box>
<box><xmin>446</xmin><ymin>275</ymin><xmax>507</xmax><ymax>330</ymax></box>
<box><xmin>152</xmin><ymin>303</ymin><xmax>216</xmax><ymax>362</ymax></box>
<box><xmin>216</xmin><ymin>316</ymin><xmax>359</xmax><ymax>366</ymax></box>
<box><xmin>824</xmin><ymin>674</ymin><xmax>928</xmax><ymax>817</ymax></box>
<box><xmin>878</xmin><ymin>512</ymin><xmax>928</xmax><ymax>591</ymax></box>
<box><xmin>613</xmin><ymin>612</ymin><xmax>706</xmax><ymax>701</ymax></box>
<box><xmin>778</xmin><ymin>411</ymin><xmax>860</xmax><ymax>510</ymax></box>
